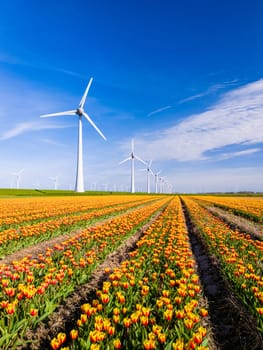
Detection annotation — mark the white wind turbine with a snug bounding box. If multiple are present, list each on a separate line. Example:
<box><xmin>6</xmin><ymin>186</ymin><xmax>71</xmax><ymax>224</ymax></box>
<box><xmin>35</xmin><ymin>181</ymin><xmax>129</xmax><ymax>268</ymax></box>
<box><xmin>33</xmin><ymin>181</ymin><xmax>41</xmax><ymax>189</ymax></box>
<box><xmin>140</xmin><ymin>160</ymin><xmax>154</xmax><ymax>194</ymax></box>
<box><xmin>40</xmin><ymin>77</ymin><xmax>106</xmax><ymax>193</ymax></box>
<box><xmin>119</xmin><ymin>139</ymin><xmax>146</xmax><ymax>193</ymax></box>
<box><xmin>11</xmin><ymin>169</ymin><xmax>24</xmax><ymax>189</ymax></box>
<box><xmin>159</xmin><ymin>176</ymin><xmax>166</xmax><ymax>194</ymax></box>
<box><xmin>154</xmin><ymin>170</ymin><xmax>161</xmax><ymax>194</ymax></box>
<box><xmin>49</xmin><ymin>175</ymin><xmax>59</xmax><ymax>190</ymax></box>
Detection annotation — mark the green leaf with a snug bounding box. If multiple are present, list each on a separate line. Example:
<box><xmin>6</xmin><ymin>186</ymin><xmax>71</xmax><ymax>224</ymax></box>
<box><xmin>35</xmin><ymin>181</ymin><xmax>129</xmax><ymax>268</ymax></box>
<box><xmin>164</xmin><ymin>339</ymin><xmax>174</xmax><ymax>350</ymax></box>
<box><xmin>201</xmin><ymin>338</ymin><xmax>209</xmax><ymax>347</ymax></box>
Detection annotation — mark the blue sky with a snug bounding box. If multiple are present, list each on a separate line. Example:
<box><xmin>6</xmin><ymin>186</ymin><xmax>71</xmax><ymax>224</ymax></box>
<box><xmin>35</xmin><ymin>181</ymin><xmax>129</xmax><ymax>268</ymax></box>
<box><xmin>0</xmin><ymin>0</ymin><xmax>263</xmax><ymax>193</ymax></box>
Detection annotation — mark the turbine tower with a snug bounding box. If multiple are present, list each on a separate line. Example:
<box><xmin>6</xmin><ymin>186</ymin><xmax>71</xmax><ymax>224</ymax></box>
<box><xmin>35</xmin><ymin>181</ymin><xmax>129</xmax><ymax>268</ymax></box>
<box><xmin>40</xmin><ymin>78</ymin><xmax>106</xmax><ymax>193</ymax></box>
<box><xmin>49</xmin><ymin>175</ymin><xmax>59</xmax><ymax>190</ymax></box>
<box><xmin>154</xmin><ymin>170</ymin><xmax>161</xmax><ymax>194</ymax></box>
<box><xmin>159</xmin><ymin>176</ymin><xmax>166</xmax><ymax>194</ymax></box>
<box><xmin>11</xmin><ymin>169</ymin><xmax>24</xmax><ymax>189</ymax></box>
<box><xmin>119</xmin><ymin>139</ymin><xmax>146</xmax><ymax>193</ymax></box>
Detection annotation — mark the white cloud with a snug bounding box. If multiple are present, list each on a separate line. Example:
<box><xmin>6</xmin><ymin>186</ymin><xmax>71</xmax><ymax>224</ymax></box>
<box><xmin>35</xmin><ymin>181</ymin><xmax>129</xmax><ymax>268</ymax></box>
<box><xmin>137</xmin><ymin>78</ymin><xmax>263</xmax><ymax>162</ymax></box>
<box><xmin>0</xmin><ymin>121</ymin><xmax>71</xmax><ymax>140</ymax></box>
<box><xmin>40</xmin><ymin>138</ymin><xmax>66</xmax><ymax>147</ymax></box>
<box><xmin>179</xmin><ymin>79</ymin><xmax>239</xmax><ymax>104</ymax></box>
<box><xmin>219</xmin><ymin>148</ymin><xmax>261</xmax><ymax>160</ymax></box>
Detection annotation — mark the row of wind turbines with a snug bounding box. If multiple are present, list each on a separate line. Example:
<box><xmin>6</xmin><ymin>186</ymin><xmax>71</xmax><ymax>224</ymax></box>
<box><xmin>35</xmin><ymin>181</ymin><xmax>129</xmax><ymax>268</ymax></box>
<box><xmin>11</xmin><ymin>170</ymin><xmax>59</xmax><ymax>190</ymax></box>
<box><xmin>37</xmin><ymin>78</ymin><xmax>170</xmax><ymax>194</ymax></box>
<box><xmin>119</xmin><ymin>139</ymin><xmax>166</xmax><ymax>194</ymax></box>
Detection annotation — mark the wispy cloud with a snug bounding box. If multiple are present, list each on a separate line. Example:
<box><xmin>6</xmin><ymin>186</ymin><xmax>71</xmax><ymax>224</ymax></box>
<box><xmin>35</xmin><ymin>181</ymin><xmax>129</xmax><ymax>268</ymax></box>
<box><xmin>136</xmin><ymin>78</ymin><xmax>263</xmax><ymax>162</ymax></box>
<box><xmin>40</xmin><ymin>138</ymin><xmax>67</xmax><ymax>147</ymax></box>
<box><xmin>147</xmin><ymin>105</ymin><xmax>172</xmax><ymax>117</ymax></box>
<box><xmin>0</xmin><ymin>121</ymin><xmax>70</xmax><ymax>140</ymax></box>
<box><xmin>179</xmin><ymin>79</ymin><xmax>239</xmax><ymax>104</ymax></box>
<box><xmin>0</xmin><ymin>52</ymin><xmax>84</xmax><ymax>79</ymax></box>
<box><xmin>219</xmin><ymin>148</ymin><xmax>261</xmax><ymax>160</ymax></box>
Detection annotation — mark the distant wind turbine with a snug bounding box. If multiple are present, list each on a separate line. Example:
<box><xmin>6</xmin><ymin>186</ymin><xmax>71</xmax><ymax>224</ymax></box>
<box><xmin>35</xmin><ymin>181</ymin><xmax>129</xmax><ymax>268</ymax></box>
<box><xmin>154</xmin><ymin>170</ymin><xmax>161</xmax><ymax>194</ymax></box>
<box><xmin>40</xmin><ymin>77</ymin><xmax>106</xmax><ymax>193</ymax></box>
<box><xmin>33</xmin><ymin>181</ymin><xmax>41</xmax><ymax>189</ymax></box>
<box><xmin>119</xmin><ymin>139</ymin><xmax>146</xmax><ymax>193</ymax></box>
<box><xmin>159</xmin><ymin>176</ymin><xmax>166</xmax><ymax>194</ymax></box>
<box><xmin>49</xmin><ymin>175</ymin><xmax>59</xmax><ymax>190</ymax></box>
<box><xmin>140</xmin><ymin>160</ymin><xmax>154</xmax><ymax>194</ymax></box>
<box><xmin>11</xmin><ymin>169</ymin><xmax>24</xmax><ymax>189</ymax></box>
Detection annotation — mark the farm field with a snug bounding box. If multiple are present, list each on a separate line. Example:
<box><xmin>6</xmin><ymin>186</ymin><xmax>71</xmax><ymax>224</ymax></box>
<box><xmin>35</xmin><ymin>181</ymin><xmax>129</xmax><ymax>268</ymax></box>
<box><xmin>0</xmin><ymin>194</ymin><xmax>262</xmax><ymax>349</ymax></box>
<box><xmin>193</xmin><ymin>195</ymin><xmax>263</xmax><ymax>224</ymax></box>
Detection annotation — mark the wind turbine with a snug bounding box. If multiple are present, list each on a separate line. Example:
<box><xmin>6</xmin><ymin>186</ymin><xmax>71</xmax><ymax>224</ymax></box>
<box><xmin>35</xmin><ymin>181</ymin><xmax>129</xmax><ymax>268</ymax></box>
<box><xmin>140</xmin><ymin>160</ymin><xmax>154</xmax><ymax>194</ymax></box>
<box><xmin>40</xmin><ymin>77</ymin><xmax>106</xmax><ymax>193</ymax></box>
<box><xmin>119</xmin><ymin>139</ymin><xmax>146</xmax><ymax>193</ymax></box>
<box><xmin>33</xmin><ymin>181</ymin><xmax>41</xmax><ymax>189</ymax></box>
<box><xmin>11</xmin><ymin>169</ymin><xmax>24</xmax><ymax>189</ymax></box>
<box><xmin>159</xmin><ymin>176</ymin><xmax>167</xmax><ymax>194</ymax></box>
<box><xmin>154</xmin><ymin>170</ymin><xmax>161</xmax><ymax>194</ymax></box>
<box><xmin>49</xmin><ymin>175</ymin><xmax>59</xmax><ymax>190</ymax></box>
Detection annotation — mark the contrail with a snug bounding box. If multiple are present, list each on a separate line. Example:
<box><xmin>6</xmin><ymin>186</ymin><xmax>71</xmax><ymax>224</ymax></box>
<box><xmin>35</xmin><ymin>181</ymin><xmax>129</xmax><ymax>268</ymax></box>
<box><xmin>147</xmin><ymin>105</ymin><xmax>172</xmax><ymax>117</ymax></box>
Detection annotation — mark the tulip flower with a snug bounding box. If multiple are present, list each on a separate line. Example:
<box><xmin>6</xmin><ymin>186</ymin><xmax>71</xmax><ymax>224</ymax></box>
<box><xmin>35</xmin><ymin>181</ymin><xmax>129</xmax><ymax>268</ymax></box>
<box><xmin>70</xmin><ymin>329</ymin><xmax>78</xmax><ymax>340</ymax></box>
<box><xmin>29</xmin><ymin>308</ymin><xmax>38</xmax><ymax>317</ymax></box>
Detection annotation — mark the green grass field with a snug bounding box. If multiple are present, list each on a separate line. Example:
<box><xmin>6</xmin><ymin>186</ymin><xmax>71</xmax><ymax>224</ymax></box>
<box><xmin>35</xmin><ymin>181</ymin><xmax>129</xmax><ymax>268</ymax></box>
<box><xmin>0</xmin><ymin>188</ymin><xmax>115</xmax><ymax>197</ymax></box>
<box><xmin>0</xmin><ymin>188</ymin><xmax>148</xmax><ymax>197</ymax></box>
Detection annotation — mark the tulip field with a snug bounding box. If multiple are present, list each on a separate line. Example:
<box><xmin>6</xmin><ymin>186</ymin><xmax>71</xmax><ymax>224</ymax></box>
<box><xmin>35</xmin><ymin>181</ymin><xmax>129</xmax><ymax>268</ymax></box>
<box><xmin>0</xmin><ymin>193</ymin><xmax>262</xmax><ymax>349</ymax></box>
<box><xmin>193</xmin><ymin>195</ymin><xmax>263</xmax><ymax>223</ymax></box>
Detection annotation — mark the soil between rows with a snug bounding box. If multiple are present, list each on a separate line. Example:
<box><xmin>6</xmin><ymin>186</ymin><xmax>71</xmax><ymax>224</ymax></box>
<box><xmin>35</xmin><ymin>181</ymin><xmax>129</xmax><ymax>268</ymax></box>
<box><xmin>205</xmin><ymin>205</ymin><xmax>263</xmax><ymax>241</ymax></box>
<box><xmin>180</xmin><ymin>198</ymin><xmax>263</xmax><ymax>350</ymax></box>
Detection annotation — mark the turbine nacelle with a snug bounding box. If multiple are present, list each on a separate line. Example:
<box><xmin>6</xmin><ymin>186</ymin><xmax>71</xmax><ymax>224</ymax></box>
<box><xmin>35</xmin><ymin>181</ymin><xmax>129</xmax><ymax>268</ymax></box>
<box><xmin>76</xmin><ymin>107</ymin><xmax>84</xmax><ymax>116</ymax></box>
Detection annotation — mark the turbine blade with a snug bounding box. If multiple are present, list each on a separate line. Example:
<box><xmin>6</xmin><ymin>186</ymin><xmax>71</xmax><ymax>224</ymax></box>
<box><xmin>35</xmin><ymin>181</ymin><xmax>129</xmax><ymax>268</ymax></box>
<box><xmin>40</xmin><ymin>110</ymin><xmax>76</xmax><ymax>117</ymax></box>
<box><xmin>79</xmin><ymin>77</ymin><xmax>93</xmax><ymax>108</ymax></box>
<box><xmin>134</xmin><ymin>154</ymin><xmax>146</xmax><ymax>165</ymax></box>
<box><xmin>83</xmin><ymin>113</ymin><xmax>106</xmax><ymax>140</ymax></box>
<box><xmin>119</xmin><ymin>157</ymin><xmax>131</xmax><ymax>165</ymax></box>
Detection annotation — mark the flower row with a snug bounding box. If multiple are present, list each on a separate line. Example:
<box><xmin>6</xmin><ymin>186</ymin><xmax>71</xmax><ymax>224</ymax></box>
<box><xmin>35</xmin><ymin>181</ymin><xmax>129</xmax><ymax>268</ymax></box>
<box><xmin>183</xmin><ymin>197</ymin><xmax>263</xmax><ymax>332</ymax></box>
<box><xmin>0</xmin><ymin>196</ymin><xmax>160</xmax><ymax>256</ymax></box>
<box><xmin>0</xmin><ymin>196</ymin><xmax>169</xmax><ymax>349</ymax></box>
<box><xmin>52</xmin><ymin>197</ymin><xmax>210</xmax><ymax>349</ymax></box>
<box><xmin>0</xmin><ymin>195</ymin><xmax>156</xmax><ymax>228</ymax></box>
<box><xmin>193</xmin><ymin>195</ymin><xmax>263</xmax><ymax>223</ymax></box>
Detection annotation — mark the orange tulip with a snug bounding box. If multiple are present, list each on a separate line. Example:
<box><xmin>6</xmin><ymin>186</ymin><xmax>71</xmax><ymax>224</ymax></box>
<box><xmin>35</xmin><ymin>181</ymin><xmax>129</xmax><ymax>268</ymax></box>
<box><xmin>30</xmin><ymin>308</ymin><xmax>38</xmax><ymax>316</ymax></box>
<box><xmin>70</xmin><ymin>329</ymin><xmax>78</xmax><ymax>340</ymax></box>
<box><xmin>113</xmin><ymin>338</ymin><xmax>121</xmax><ymax>349</ymax></box>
